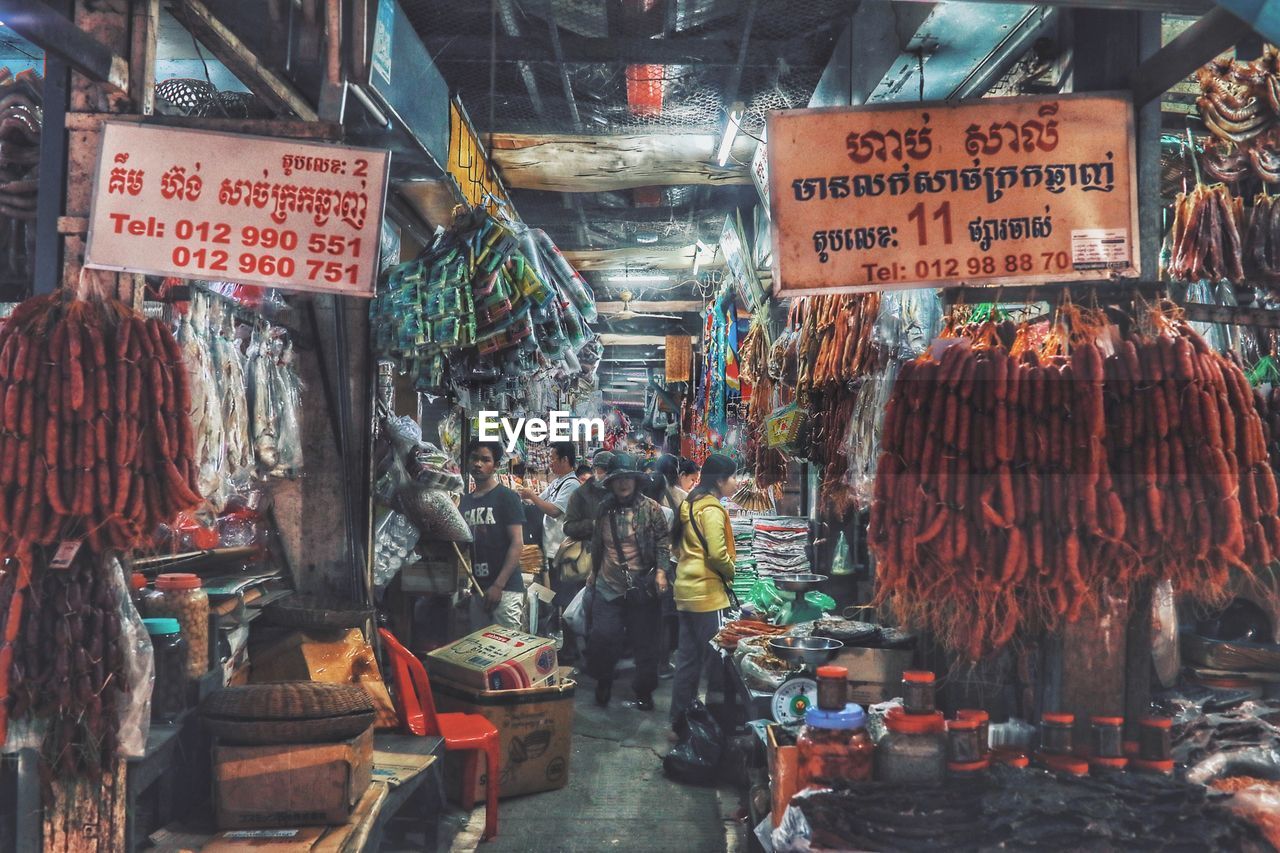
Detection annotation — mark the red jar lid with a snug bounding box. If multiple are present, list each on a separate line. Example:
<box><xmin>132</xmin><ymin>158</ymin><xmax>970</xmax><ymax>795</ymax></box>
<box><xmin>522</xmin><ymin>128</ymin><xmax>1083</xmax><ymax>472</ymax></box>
<box><xmin>1091</xmin><ymin>716</ymin><xmax>1124</xmax><ymax>726</ymax></box>
<box><xmin>902</xmin><ymin>670</ymin><xmax>936</xmax><ymax>684</ymax></box>
<box><xmin>957</xmin><ymin>709</ymin><xmax>989</xmax><ymax>723</ymax></box>
<box><xmin>948</xmin><ymin>759</ymin><xmax>990</xmax><ymax>773</ymax></box>
<box><xmin>816</xmin><ymin>665</ymin><xmax>848</xmax><ymax>680</ymax></box>
<box><xmin>991</xmin><ymin>748</ymin><xmax>1029</xmax><ymax>768</ymax></box>
<box><xmin>886</xmin><ymin>707</ymin><xmax>945</xmax><ymax>734</ymax></box>
<box><xmin>1132</xmin><ymin>757</ymin><xmax>1175</xmax><ymax>774</ymax></box>
<box><xmin>946</xmin><ymin>718</ymin><xmax>980</xmax><ymax>731</ymax></box>
<box><xmin>1139</xmin><ymin>716</ymin><xmax>1172</xmax><ymax>729</ymax></box>
<box><xmin>129</xmin><ymin>573</ymin><xmax>147</xmax><ymax>590</ymax></box>
<box><xmin>1042</xmin><ymin>712</ymin><xmax>1075</xmax><ymax>725</ymax></box>
<box><xmin>1090</xmin><ymin>756</ymin><xmax>1130</xmax><ymax>770</ymax></box>
<box><xmin>156</xmin><ymin>572</ymin><xmax>202</xmax><ymax>591</ymax></box>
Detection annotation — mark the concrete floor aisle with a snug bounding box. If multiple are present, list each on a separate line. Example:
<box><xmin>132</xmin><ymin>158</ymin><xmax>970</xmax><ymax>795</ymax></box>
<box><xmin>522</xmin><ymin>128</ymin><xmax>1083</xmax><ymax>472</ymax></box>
<box><xmin>445</xmin><ymin>674</ymin><xmax>747</xmax><ymax>853</ymax></box>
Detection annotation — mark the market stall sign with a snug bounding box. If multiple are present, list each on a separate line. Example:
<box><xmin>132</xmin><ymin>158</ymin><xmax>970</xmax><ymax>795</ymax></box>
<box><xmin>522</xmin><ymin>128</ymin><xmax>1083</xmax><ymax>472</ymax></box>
<box><xmin>448</xmin><ymin>99</ymin><xmax>513</xmax><ymax>215</ymax></box>
<box><xmin>84</xmin><ymin>122</ymin><xmax>390</xmax><ymax>297</ymax></box>
<box><xmin>766</xmin><ymin>93</ymin><xmax>1138</xmax><ymax>295</ymax></box>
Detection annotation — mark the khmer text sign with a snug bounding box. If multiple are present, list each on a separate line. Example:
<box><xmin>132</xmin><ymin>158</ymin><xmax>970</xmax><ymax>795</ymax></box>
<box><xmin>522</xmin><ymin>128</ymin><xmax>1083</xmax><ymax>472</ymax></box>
<box><xmin>85</xmin><ymin>122</ymin><xmax>390</xmax><ymax>296</ymax></box>
<box><xmin>767</xmin><ymin>93</ymin><xmax>1138</xmax><ymax>295</ymax></box>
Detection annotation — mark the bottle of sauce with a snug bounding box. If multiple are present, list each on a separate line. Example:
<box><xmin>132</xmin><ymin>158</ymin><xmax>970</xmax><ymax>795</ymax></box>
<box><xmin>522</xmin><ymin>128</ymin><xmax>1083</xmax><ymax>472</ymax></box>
<box><xmin>877</xmin><ymin>707</ymin><xmax>946</xmax><ymax>784</ymax></box>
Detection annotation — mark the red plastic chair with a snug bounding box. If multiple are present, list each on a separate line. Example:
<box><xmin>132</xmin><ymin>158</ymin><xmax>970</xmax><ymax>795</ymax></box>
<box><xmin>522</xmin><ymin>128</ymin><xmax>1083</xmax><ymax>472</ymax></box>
<box><xmin>378</xmin><ymin>628</ymin><xmax>501</xmax><ymax>841</ymax></box>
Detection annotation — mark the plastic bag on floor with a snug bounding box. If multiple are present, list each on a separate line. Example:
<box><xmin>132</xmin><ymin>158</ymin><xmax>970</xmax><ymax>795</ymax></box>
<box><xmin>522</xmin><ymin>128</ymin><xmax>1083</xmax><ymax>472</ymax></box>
<box><xmin>663</xmin><ymin>699</ymin><xmax>723</xmax><ymax>785</ymax></box>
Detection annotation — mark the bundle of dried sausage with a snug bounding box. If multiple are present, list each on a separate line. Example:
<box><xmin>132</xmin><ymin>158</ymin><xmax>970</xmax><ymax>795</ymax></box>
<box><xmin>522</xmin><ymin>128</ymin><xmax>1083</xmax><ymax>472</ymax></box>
<box><xmin>0</xmin><ymin>293</ymin><xmax>200</xmax><ymax>553</ymax></box>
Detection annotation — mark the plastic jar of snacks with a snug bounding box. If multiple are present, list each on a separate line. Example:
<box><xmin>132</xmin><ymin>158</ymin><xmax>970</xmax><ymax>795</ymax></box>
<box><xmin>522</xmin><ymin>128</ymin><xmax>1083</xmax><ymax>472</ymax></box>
<box><xmin>143</xmin><ymin>618</ymin><xmax>187</xmax><ymax>723</ymax></box>
<box><xmin>877</xmin><ymin>707</ymin><xmax>946</xmax><ymax>784</ymax></box>
<box><xmin>142</xmin><ymin>573</ymin><xmax>208</xmax><ymax>678</ymax></box>
<box><xmin>798</xmin><ymin>703</ymin><xmax>874</xmax><ymax>788</ymax></box>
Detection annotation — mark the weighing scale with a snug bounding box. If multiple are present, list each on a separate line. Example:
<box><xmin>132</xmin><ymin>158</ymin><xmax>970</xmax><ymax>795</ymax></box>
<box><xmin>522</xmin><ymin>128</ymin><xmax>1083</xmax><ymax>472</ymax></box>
<box><xmin>772</xmin><ymin>572</ymin><xmax>829</xmax><ymax>624</ymax></box>
<box><xmin>766</xmin><ymin>634</ymin><xmax>845</xmax><ymax>724</ymax></box>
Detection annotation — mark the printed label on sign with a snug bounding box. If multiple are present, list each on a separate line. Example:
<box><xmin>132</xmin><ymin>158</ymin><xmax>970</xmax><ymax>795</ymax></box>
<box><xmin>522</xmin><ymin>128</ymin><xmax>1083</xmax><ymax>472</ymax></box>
<box><xmin>84</xmin><ymin>121</ymin><xmax>390</xmax><ymax>296</ymax></box>
<box><xmin>371</xmin><ymin>0</ymin><xmax>394</xmax><ymax>86</ymax></box>
<box><xmin>49</xmin><ymin>540</ymin><xmax>81</xmax><ymax>571</ymax></box>
<box><xmin>1071</xmin><ymin>228</ymin><xmax>1131</xmax><ymax>271</ymax></box>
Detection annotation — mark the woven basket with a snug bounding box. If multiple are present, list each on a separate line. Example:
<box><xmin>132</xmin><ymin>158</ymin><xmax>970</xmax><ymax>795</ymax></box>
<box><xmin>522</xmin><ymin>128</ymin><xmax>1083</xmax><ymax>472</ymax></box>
<box><xmin>262</xmin><ymin>593</ymin><xmax>373</xmax><ymax>631</ymax></box>
<box><xmin>201</xmin><ymin>682</ymin><xmax>376</xmax><ymax>745</ymax></box>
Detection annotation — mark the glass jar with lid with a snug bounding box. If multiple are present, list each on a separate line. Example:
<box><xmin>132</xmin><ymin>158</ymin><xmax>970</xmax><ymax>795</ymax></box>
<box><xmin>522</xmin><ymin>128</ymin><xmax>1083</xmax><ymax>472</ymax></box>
<box><xmin>876</xmin><ymin>707</ymin><xmax>946</xmax><ymax>784</ymax></box>
<box><xmin>143</xmin><ymin>618</ymin><xmax>187</xmax><ymax>723</ymax></box>
<box><xmin>141</xmin><ymin>573</ymin><xmax>208</xmax><ymax>678</ymax></box>
<box><xmin>901</xmin><ymin>671</ymin><xmax>937</xmax><ymax>715</ymax></box>
<box><xmin>798</xmin><ymin>703</ymin><xmax>874</xmax><ymax>789</ymax></box>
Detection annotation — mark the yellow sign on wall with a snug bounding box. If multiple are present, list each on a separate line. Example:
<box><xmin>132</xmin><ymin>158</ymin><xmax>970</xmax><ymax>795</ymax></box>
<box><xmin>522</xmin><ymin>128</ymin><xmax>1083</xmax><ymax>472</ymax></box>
<box><xmin>447</xmin><ymin>100</ymin><xmax>512</xmax><ymax>216</ymax></box>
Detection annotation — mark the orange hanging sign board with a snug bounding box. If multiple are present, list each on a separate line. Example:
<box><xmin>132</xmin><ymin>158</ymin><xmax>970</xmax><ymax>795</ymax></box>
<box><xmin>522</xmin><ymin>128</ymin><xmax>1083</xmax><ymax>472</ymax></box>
<box><xmin>766</xmin><ymin>93</ymin><xmax>1139</xmax><ymax>296</ymax></box>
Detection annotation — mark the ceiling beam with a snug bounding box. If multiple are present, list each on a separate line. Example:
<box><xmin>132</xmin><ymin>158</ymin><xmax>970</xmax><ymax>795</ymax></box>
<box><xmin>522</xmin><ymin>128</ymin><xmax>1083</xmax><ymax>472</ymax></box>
<box><xmin>424</xmin><ymin>33</ymin><xmax>832</xmax><ymax>68</ymax></box>
<box><xmin>1131</xmin><ymin>6</ymin><xmax>1251</xmax><ymax>106</ymax></box>
<box><xmin>597</xmin><ymin>301</ymin><xmax>705</xmax><ymax>313</ymax></box>
<box><xmin>489</xmin><ymin>133</ymin><xmax>754</xmax><ymax>191</ymax></box>
<box><xmin>173</xmin><ymin>0</ymin><xmax>318</xmax><ymax>120</ymax></box>
<box><xmin>598</xmin><ymin>334</ymin><xmax>696</xmax><ymax>347</ymax></box>
<box><xmin>567</xmin><ymin>245</ymin><xmax>722</xmax><ymax>271</ymax></box>
<box><xmin>2</xmin><ymin>0</ymin><xmax>129</xmax><ymax>93</ymax></box>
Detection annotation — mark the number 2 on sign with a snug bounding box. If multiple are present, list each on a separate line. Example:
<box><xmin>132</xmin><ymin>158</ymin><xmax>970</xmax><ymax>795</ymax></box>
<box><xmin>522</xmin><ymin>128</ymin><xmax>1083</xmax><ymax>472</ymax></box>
<box><xmin>906</xmin><ymin>201</ymin><xmax>953</xmax><ymax>247</ymax></box>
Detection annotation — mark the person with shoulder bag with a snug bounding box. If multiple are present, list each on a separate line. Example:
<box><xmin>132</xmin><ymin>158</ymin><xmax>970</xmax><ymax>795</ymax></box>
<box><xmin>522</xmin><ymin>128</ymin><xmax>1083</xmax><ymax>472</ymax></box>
<box><xmin>669</xmin><ymin>454</ymin><xmax>739</xmax><ymax>728</ymax></box>
<box><xmin>553</xmin><ymin>450</ymin><xmax>613</xmax><ymax>661</ymax></box>
<box><xmin>585</xmin><ymin>453</ymin><xmax>672</xmax><ymax>710</ymax></box>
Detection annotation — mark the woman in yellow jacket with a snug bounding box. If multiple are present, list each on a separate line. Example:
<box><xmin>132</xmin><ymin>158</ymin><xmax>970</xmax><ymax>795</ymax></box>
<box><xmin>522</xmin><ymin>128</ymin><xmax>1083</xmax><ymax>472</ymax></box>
<box><xmin>669</xmin><ymin>454</ymin><xmax>739</xmax><ymax>726</ymax></box>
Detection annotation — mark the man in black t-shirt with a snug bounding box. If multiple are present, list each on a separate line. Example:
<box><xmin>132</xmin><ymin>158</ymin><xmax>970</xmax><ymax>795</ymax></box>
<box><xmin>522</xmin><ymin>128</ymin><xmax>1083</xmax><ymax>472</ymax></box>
<box><xmin>459</xmin><ymin>440</ymin><xmax>526</xmax><ymax>631</ymax></box>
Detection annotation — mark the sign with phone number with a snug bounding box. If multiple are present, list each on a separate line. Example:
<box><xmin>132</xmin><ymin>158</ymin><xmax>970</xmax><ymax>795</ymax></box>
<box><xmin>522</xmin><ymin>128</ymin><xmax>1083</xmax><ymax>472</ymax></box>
<box><xmin>766</xmin><ymin>93</ymin><xmax>1138</xmax><ymax>295</ymax></box>
<box><xmin>84</xmin><ymin>121</ymin><xmax>390</xmax><ymax>297</ymax></box>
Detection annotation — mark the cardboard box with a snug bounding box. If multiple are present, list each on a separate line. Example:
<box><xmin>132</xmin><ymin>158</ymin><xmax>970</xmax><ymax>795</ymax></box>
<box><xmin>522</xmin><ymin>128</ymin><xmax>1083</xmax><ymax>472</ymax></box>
<box><xmin>426</xmin><ymin>626</ymin><xmax>558</xmax><ymax>691</ymax></box>
<box><xmin>432</xmin><ymin>673</ymin><xmax>576</xmax><ymax>802</ymax></box>
<box><xmin>831</xmin><ymin>646</ymin><xmax>914</xmax><ymax>687</ymax></box>
<box><xmin>213</xmin><ymin>728</ymin><xmax>374</xmax><ymax>829</ymax></box>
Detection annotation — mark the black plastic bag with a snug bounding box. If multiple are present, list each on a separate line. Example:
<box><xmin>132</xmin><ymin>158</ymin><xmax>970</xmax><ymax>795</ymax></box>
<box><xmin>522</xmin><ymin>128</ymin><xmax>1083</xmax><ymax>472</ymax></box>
<box><xmin>663</xmin><ymin>699</ymin><xmax>723</xmax><ymax>785</ymax></box>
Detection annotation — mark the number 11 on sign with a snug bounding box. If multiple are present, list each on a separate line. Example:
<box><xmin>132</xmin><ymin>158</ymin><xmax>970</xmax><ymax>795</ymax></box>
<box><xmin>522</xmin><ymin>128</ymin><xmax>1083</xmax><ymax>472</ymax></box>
<box><xmin>907</xmin><ymin>201</ymin><xmax>953</xmax><ymax>247</ymax></box>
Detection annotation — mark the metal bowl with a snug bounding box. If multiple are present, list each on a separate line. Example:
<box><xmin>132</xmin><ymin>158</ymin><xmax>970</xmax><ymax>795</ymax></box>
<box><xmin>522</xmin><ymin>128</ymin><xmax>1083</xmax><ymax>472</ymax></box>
<box><xmin>768</xmin><ymin>636</ymin><xmax>844</xmax><ymax>667</ymax></box>
<box><xmin>773</xmin><ymin>573</ymin><xmax>827</xmax><ymax>593</ymax></box>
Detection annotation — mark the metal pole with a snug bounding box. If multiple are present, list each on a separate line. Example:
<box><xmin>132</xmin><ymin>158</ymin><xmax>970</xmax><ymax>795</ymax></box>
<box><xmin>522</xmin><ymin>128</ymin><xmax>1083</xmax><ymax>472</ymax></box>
<box><xmin>32</xmin><ymin>0</ymin><xmax>71</xmax><ymax>296</ymax></box>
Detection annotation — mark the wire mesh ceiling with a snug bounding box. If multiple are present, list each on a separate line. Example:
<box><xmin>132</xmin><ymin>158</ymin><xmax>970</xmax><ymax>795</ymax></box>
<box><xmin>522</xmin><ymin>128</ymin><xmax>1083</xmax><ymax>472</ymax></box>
<box><xmin>402</xmin><ymin>0</ymin><xmax>852</xmax><ymax>136</ymax></box>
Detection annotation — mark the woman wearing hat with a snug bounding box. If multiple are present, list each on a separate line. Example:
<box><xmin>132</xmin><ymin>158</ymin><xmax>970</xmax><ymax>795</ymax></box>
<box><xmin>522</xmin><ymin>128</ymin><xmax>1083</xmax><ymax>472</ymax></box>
<box><xmin>586</xmin><ymin>452</ymin><xmax>672</xmax><ymax>710</ymax></box>
<box><xmin>669</xmin><ymin>454</ymin><xmax>739</xmax><ymax>726</ymax></box>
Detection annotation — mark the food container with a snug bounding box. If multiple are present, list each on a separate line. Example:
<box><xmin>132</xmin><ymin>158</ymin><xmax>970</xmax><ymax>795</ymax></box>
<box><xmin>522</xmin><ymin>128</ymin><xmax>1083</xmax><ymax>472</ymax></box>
<box><xmin>956</xmin><ymin>709</ymin><xmax>990</xmax><ymax>756</ymax></box>
<box><xmin>143</xmin><ymin>573</ymin><xmax>209</xmax><ymax>678</ymax></box>
<box><xmin>129</xmin><ymin>572</ymin><xmax>148</xmax><ymax>611</ymax></box>
<box><xmin>815</xmin><ymin>665</ymin><xmax>849</xmax><ymax>711</ymax></box>
<box><xmin>946</xmin><ymin>718</ymin><xmax>986</xmax><ymax>774</ymax></box>
<box><xmin>798</xmin><ymin>703</ymin><xmax>873</xmax><ymax>788</ymax></box>
<box><xmin>144</xmin><ymin>618</ymin><xmax>187</xmax><ymax>723</ymax></box>
<box><xmin>901</xmin><ymin>670</ymin><xmax>937</xmax><ymax>715</ymax></box>
<box><xmin>1039</xmin><ymin>712</ymin><xmax>1075</xmax><ymax>755</ymax></box>
<box><xmin>1089</xmin><ymin>716</ymin><xmax>1128</xmax><ymax>771</ymax></box>
<box><xmin>877</xmin><ymin>707</ymin><xmax>946</xmax><ymax>784</ymax></box>
<box><xmin>1134</xmin><ymin>716</ymin><xmax>1174</xmax><ymax>774</ymax></box>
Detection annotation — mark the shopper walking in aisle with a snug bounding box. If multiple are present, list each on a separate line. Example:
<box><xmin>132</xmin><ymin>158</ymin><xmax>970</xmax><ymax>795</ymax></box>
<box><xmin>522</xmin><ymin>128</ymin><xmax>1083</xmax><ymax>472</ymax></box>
<box><xmin>555</xmin><ymin>449</ymin><xmax>613</xmax><ymax>661</ymax></box>
<box><xmin>459</xmin><ymin>440</ymin><xmax>527</xmax><ymax>631</ymax></box>
<box><xmin>669</xmin><ymin>454</ymin><xmax>739</xmax><ymax>726</ymax></box>
<box><xmin>647</xmin><ymin>454</ymin><xmax>684</xmax><ymax>679</ymax></box>
<box><xmin>586</xmin><ymin>453</ymin><xmax>672</xmax><ymax>710</ymax></box>
<box><xmin>677</xmin><ymin>457</ymin><xmax>700</xmax><ymax>498</ymax></box>
<box><xmin>519</xmin><ymin>442</ymin><xmax>581</xmax><ymax>575</ymax></box>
